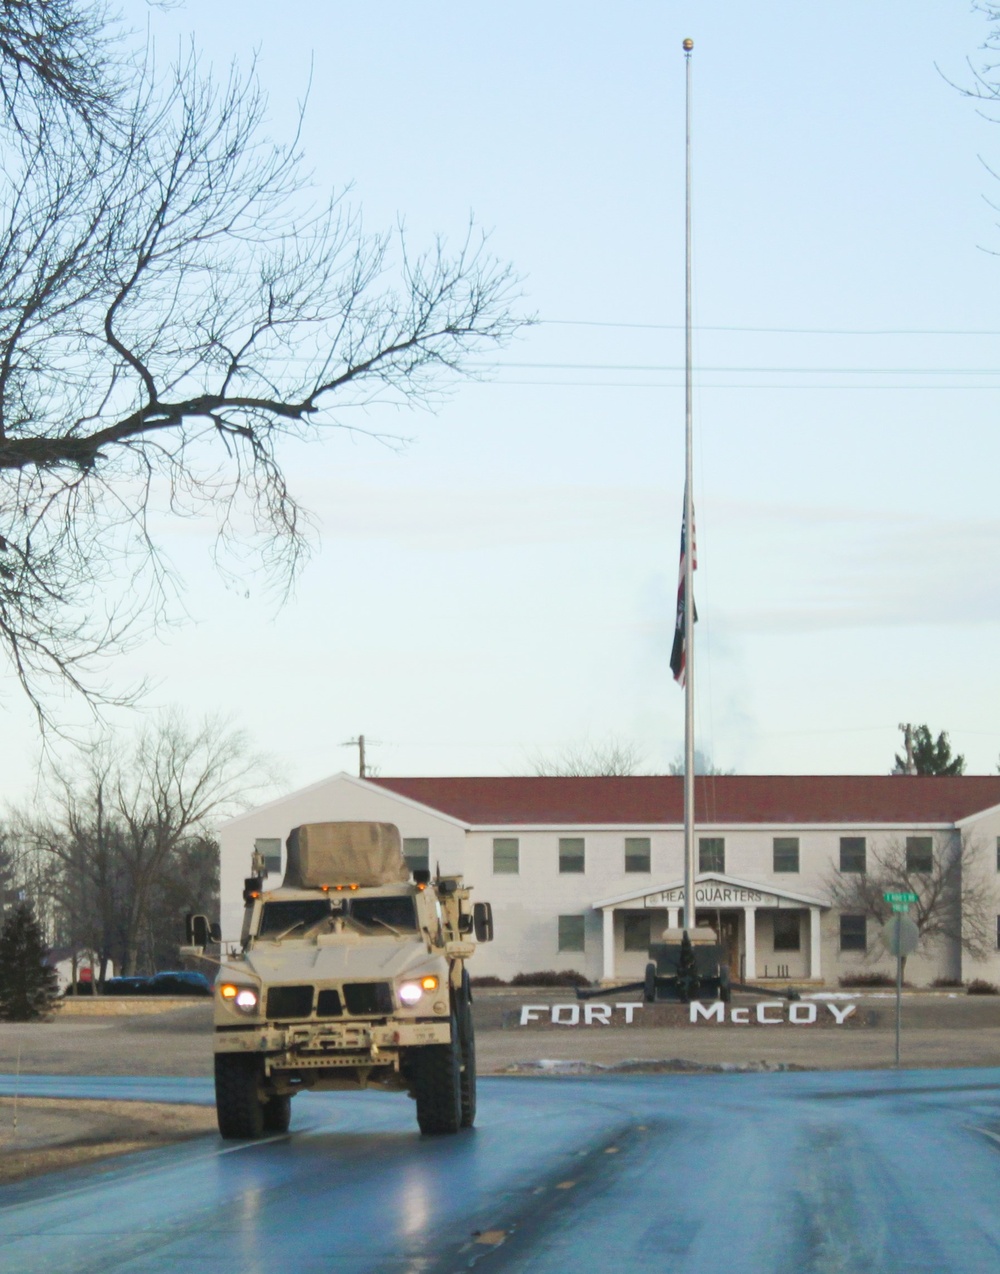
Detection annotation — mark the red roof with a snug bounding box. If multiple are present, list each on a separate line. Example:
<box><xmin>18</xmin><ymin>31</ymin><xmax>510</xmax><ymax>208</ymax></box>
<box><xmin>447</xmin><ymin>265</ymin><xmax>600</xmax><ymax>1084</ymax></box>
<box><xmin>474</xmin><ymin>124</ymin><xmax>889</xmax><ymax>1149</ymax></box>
<box><xmin>369</xmin><ymin>775</ymin><xmax>1000</xmax><ymax>827</ymax></box>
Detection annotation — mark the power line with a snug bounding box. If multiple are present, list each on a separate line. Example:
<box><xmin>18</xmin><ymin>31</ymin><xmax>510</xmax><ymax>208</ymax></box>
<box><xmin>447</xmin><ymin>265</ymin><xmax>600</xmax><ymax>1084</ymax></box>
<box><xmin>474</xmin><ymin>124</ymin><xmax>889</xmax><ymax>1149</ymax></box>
<box><xmin>484</xmin><ymin>380</ymin><xmax>1000</xmax><ymax>390</ymax></box>
<box><xmin>481</xmin><ymin>360</ymin><xmax>1000</xmax><ymax>375</ymax></box>
<box><xmin>542</xmin><ymin>319</ymin><xmax>1000</xmax><ymax>336</ymax></box>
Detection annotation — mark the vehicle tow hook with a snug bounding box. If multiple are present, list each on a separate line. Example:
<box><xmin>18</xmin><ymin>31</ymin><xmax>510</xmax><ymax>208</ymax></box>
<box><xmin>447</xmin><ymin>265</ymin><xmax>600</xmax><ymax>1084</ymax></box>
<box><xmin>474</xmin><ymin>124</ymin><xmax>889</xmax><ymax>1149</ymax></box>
<box><xmin>369</xmin><ymin>1042</ymin><xmax>380</xmax><ymax>1061</ymax></box>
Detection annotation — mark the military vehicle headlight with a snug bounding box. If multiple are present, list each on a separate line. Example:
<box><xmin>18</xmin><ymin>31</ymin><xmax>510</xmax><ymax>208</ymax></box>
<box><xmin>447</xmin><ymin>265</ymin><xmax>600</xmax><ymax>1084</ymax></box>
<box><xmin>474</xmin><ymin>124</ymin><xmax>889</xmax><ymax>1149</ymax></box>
<box><xmin>234</xmin><ymin>988</ymin><xmax>259</xmax><ymax>1013</ymax></box>
<box><xmin>398</xmin><ymin>975</ymin><xmax>439</xmax><ymax>1006</ymax></box>
<box><xmin>219</xmin><ymin>983</ymin><xmax>259</xmax><ymax>1014</ymax></box>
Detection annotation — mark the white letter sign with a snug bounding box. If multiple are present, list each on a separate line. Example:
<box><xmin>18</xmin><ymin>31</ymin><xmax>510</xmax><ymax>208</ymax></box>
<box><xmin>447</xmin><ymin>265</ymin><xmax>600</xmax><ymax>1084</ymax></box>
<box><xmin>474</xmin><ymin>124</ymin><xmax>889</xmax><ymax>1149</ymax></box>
<box><xmin>826</xmin><ymin>1003</ymin><xmax>856</xmax><ymax>1024</ymax></box>
<box><xmin>789</xmin><ymin>1002</ymin><xmax>817</xmax><ymax>1024</ymax></box>
<box><xmin>615</xmin><ymin>1002</ymin><xmax>642</xmax><ymax>1023</ymax></box>
<box><xmin>756</xmin><ymin>1002</ymin><xmax>784</xmax><ymax>1024</ymax></box>
<box><xmin>689</xmin><ymin>1000</ymin><xmax>725</xmax><ymax>1023</ymax></box>
<box><xmin>551</xmin><ymin>1003</ymin><xmax>580</xmax><ymax>1026</ymax></box>
<box><xmin>584</xmin><ymin>1003</ymin><xmax>612</xmax><ymax>1026</ymax></box>
<box><xmin>519</xmin><ymin>1005</ymin><xmax>546</xmax><ymax>1026</ymax></box>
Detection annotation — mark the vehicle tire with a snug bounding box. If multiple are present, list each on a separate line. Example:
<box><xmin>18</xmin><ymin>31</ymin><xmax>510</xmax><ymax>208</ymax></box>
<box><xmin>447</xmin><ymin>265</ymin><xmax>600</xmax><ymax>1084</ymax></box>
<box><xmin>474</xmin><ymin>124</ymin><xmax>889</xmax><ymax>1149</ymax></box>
<box><xmin>644</xmin><ymin>962</ymin><xmax>657</xmax><ymax>1004</ymax></box>
<box><xmin>413</xmin><ymin>1017</ymin><xmax>462</xmax><ymax>1136</ymax></box>
<box><xmin>215</xmin><ymin>1053</ymin><xmax>266</xmax><ymax>1140</ymax></box>
<box><xmin>262</xmin><ymin>1092</ymin><xmax>292</xmax><ymax>1134</ymax></box>
<box><xmin>456</xmin><ymin>970</ymin><xmax>476</xmax><ymax>1128</ymax></box>
<box><xmin>718</xmin><ymin>965</ymin><xmax>732</xmax><ymax>1004</ymax></box>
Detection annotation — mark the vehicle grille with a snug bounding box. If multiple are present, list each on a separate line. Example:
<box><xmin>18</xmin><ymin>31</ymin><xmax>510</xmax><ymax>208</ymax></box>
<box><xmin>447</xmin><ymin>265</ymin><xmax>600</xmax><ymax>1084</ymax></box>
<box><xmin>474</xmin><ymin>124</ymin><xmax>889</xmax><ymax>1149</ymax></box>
<box><xmin>266</xmin><ymin>984</ymin><xmax>314</xmax><ymax>1019</ymax></box>
<box><xmin>315</xmin><ymin>988</ymin><xmax>343</xmax><ymax>1017</ymax></box>
<box><xmin>342</xmin><ymin>982</ymin><xmax>394</xmax><ymax>1016</ymax></box>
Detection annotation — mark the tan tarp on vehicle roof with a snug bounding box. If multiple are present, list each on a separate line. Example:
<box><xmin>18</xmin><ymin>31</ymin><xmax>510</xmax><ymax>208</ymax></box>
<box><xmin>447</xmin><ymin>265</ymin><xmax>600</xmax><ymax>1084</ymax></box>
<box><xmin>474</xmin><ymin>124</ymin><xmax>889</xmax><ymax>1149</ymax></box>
<box><xmin>283</xmin><ymin>822</ymin><xmax>410</xmax><ymax>888</ymax></box>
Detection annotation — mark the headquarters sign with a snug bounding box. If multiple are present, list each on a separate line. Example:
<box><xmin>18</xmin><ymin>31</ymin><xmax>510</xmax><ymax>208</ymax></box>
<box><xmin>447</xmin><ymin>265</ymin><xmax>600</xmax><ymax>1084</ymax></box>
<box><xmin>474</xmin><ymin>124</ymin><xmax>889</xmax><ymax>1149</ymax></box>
<box><xmin>643</xmin><ymin>885</ymin><xmax>780</xmax><ymax>908</ymax></box>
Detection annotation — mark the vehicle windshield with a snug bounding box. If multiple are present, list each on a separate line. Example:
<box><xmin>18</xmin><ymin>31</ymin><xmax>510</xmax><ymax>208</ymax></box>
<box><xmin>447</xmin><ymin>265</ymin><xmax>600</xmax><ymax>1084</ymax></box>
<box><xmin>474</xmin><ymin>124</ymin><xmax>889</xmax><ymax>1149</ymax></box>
<box><xmin>257</xmin><ymin>899</ymin><xmax>331</xmax><ymax>938</ymax></box>
<box><xmin>348</xmin><ymin>895</ymin><xmax>418</xmax><ymax>932</ymax></box>
<box><xmin>255</xmin><ymin>895</ymin><xmax>418</xmax><ymax>939</ymax></box>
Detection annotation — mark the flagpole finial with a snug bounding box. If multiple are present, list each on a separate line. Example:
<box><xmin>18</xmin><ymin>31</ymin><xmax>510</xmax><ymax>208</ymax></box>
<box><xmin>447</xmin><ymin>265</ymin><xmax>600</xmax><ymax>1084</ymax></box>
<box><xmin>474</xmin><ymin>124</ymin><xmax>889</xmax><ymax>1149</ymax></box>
<box><xmin>683</xmin><ymin>38</ymin><xmax>694</xmax><ymax>52</ymax></box>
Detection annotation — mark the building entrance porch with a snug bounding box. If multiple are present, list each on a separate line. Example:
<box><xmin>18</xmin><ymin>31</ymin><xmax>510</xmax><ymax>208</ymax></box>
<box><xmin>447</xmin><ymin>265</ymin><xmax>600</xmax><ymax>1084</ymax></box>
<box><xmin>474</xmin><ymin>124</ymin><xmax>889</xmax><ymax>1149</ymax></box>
<box><xmin>593</xmin><ymin>872</ymin><xmax>829</xmax><ymax>985</ymax></box>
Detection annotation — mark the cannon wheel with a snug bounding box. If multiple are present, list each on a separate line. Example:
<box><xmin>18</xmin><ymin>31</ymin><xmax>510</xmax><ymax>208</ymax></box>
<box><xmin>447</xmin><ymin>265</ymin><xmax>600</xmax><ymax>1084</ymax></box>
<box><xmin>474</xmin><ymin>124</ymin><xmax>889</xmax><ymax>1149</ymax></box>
<box><xmin>644</xmin><ymin>962</ymin><xmax>657</xmax><ymax>1004</ymax></box>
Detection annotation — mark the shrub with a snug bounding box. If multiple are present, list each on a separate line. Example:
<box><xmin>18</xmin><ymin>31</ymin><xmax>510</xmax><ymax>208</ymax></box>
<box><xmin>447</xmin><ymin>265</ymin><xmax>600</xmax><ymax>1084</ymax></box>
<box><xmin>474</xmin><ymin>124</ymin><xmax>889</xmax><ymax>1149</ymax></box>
<box><xmin>470</xmin><ymin>975</ymin><xmax>508</xmax><ymax>988</ymax></box>
<box><xmin>838</xmin><ymin>972</ymin><xmax>896</xmax><ymax>988</ymax></box>
<box><xmin>930</xmin><ymin>977</ymin><xmax>964</xmax><ymax>989</ymax></box>
<box><xmin>510</xmin><ymin>970</ymin><xmax>591</xmax><ymax>988</ymax></box>
<box><xmin>967</xmin><ymin>979</ymin><xmax>1000</xmax><ymax>996</ymax></box>
<box><xmin>0</xmin><ymin>903</ymin><xmax>59</xmax><ymax>1020</ymax></box>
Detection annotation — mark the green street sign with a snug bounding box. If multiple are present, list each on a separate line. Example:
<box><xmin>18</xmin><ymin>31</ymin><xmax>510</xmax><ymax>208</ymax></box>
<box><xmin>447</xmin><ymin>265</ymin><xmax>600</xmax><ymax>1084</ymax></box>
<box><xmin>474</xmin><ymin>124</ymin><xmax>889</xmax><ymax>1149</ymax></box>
<box><xmin>890</xmin><ymin>903</ymin><xmax>910</xmax><ymax>913</ymax></box>
<box><xmin>884</xmin><ymin>892</ymin><xmax>918</xmax><ymax>904</ymax></box>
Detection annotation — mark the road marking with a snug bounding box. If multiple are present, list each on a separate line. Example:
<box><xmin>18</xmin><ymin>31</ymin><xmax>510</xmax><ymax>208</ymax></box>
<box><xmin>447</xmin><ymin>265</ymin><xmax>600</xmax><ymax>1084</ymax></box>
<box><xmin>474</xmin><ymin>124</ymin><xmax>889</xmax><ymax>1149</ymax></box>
<box><xmin>604</xmin><ymin>1146</ymin><xmax>619</xmax><ymax>1154</ymax></box>
<box><xmin>0</xmin><ymin>1133</ymin><xmax>288</xmax><ymax>1212</ymax></box>
<box><xmin>555</xmin><ymin>1180</ymin><xmax>577</xmax><ymax>1190</ymax></box>
<box><xmin>474</xmin><ymin>1230</ymin><xmax>506</xmax><ymax>1245</ymax></box>
<box><xmin>966</xmin><ymin>1124</ymin><xmax>1000</xmax><ymax>1149</ymax></box>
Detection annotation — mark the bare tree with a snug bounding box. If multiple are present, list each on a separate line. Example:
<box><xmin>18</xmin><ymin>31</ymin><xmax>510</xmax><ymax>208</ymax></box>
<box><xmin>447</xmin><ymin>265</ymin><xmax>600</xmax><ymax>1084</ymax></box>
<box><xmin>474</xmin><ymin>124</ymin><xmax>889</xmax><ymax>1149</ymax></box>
<box><xmin>0</xmin><ymin>0</ymin><xmax>123</xmax><ymax>135</ymax></box>
<box><xmin>668</xmin><ymin>749</ymin><xmax>734</xmax><ymax>777</ymax></box>
<box><xmin>11</xmin><ymin>711</ymin><xmax>271</xmax><ymax>974</ymax></box>
<box><xmin>0</xmin><ymin>15</ymin><xmax>523</xmax><ymax>720</ymax></box>
<box><xmin>530</xmin><ymin>738</ymin><xmax>647</xmax><ymax>777</ymax></box>
<box><xmin>827</xmin><ymin>833</ymin><xmax>993</xmax><ymax>971</ymax></box>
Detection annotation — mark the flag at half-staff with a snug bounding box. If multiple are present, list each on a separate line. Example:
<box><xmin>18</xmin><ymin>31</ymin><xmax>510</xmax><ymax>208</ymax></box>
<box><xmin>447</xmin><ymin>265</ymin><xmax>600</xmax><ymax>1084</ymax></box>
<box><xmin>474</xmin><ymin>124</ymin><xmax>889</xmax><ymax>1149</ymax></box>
<box><xmin>669</xmin><ymin>500</ymin><xmax>697</xmax><ymax>687</ymax></box>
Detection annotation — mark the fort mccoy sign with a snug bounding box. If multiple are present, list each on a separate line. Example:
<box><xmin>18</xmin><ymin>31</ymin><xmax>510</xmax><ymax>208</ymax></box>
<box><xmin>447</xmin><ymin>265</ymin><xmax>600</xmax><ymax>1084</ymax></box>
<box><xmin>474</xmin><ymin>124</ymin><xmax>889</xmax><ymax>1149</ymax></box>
<box><xmin>518</xmin><ymin>1000</ymin><xmax>857</xmax><ymax>1026</ymax></box>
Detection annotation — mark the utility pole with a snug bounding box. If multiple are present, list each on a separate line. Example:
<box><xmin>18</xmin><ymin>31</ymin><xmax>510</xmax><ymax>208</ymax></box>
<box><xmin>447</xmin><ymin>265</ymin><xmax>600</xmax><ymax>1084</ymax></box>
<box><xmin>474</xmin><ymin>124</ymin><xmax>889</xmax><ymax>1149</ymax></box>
<box><xmin>898</xmin><ymin>723</ymin><xmax>916</xmax><ymax>775</ymax></box>
<box><xmin>342</xmin><ymin>735</ymin><xmax>367</xmax><ymax>777</ymax></box>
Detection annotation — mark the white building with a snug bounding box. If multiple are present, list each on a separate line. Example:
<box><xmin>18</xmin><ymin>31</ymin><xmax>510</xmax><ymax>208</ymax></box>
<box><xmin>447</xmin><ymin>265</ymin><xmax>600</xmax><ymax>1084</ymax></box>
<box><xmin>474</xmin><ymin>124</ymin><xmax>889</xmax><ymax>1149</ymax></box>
<box><xmin>218</xmin><ymin>774</ymin><xmax>1000</xmax><ymax>986</ymax></box>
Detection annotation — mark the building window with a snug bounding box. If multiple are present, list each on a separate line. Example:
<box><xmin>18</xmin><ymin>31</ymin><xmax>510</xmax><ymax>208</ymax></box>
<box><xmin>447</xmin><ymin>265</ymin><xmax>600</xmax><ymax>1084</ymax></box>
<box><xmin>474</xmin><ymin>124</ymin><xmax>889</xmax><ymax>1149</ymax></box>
<box><xmin>623</xmin><ymin>913</ymin><xmax>651</xmax><ymax>951</ymax></box>
<box><xmin>905</xmin><ymin>836</ymin><xmax>933</xmax><ymax>874</ymax></box>
<box><xmin>699</xmin><ymin>837</ymin><xmax>725</xmax><ymax>873</ymax></box>
<box><xmin>559</xmin><ymin>838</ymin><xmax>585</xmax><ymax>873</ymax></box>
<box><xmin>773</xmin><ymin>837</ymin><xmax>800</xmax><ymax>873</ymax></box>
<box><xmin>773</xmin><ymin>911</ymin><xmax>801</xmax><ymax>952</ymax></box>
<box><xmin>839</xmin><ymin>914</ymin><xmax>867</xmax><ymax>952</ymax></box>
<box><xmin>254</xmin><ymin>838</ymin><xmax>282</xmax><ymax>876</ymax></box>
<box><xmin>493</xmin><ymin>838</ymin><xmax>519</xmax><ymax>874</ymax></box>
<box><xmin>625</xmin><ymin>837</ymin><xmax>651</xmax><ymax>873</ymax></box>
<box><xmin>839</xmin><ymin>837</ymin><xmax>866</xmax><ymax>873</ymax></box>
<box><xmin>403</xmin><ymin>838</ymin><xmax>429</xmax><ymax>875</ymax></box>
<box><xmin>558</xmin><ymin>914</ymin><xmax>586</xmax><ymax>952</ymax></box>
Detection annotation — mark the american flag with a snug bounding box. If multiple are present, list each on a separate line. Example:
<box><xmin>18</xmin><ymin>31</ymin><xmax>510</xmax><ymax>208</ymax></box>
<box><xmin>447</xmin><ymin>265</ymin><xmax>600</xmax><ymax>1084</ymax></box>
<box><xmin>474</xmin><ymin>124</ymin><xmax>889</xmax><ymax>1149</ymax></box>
<box><xmin>669</xmin><ymin>502</ymin><xmax>697</xmax><ymax>687</ymax></box>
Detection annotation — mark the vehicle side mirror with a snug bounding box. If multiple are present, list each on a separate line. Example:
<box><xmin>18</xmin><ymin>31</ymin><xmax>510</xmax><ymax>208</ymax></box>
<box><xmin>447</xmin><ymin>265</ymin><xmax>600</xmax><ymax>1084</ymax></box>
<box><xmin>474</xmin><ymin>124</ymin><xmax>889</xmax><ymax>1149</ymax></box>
<box><xmin>210</xmin><ymin>921</ymin><xmax>222</xmax><ymax>942</ymax></box>
<box><xmin>473</xmin><ymin>901</ymin><xmax>494</xmax><ymax>943</ymax></box>
<box><xmin>243</xmin><ymin>875</ymin><xmax>263</xmax><ymax>903</ymax></box>
<box><xmin>185</xmin><ymin>913</ymin><xmax>212</xmax><ymax>948</ymax></box>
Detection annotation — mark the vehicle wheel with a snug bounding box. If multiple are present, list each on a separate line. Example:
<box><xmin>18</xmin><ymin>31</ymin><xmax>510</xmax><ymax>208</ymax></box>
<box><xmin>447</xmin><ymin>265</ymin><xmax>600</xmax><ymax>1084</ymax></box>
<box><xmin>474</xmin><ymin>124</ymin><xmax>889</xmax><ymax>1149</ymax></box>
<box><xmin>644</xmin><ymin>962</ymin><xmax>657</xmax><ymax>1004</ymax></box>
<box><xmin>412</xmin><ymin>1017</ymin><xmax>462</xmax><ymax>1136</ymax></box>
<box><xmin>718</xmin><ymin>965</ymin><xmax>732</xmax><ymax>1004</ymax></box>
<box><xmin>263</xmin><ymin>1092</ymin><xmax>292</xmax><ymax>1133</ymax></box>
<box><xmin>456</xmin><ymin>970</ymin><xmax>476</xmax><ymax>1128</ymax></box>
<box><xmin>215</xmin><ymin>1053</ymin><xmax>265</xmax><ymax>1140</ymax></box>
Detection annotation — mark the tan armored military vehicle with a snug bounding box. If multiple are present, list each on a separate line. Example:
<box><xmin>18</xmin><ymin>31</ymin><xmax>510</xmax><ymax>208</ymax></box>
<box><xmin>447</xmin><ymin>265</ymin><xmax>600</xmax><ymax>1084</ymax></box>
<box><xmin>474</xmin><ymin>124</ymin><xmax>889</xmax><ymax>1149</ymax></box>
<box><xmin>183</xmin><ymin>821</ymin><xmax>493</xmax><ymax>1138</ymax></box>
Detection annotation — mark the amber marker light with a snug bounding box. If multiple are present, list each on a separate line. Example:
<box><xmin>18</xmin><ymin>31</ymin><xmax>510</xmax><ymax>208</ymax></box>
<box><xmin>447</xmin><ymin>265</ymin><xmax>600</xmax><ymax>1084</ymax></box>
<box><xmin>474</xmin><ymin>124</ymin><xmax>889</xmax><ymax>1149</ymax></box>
<box><xmin>219</xmin><ymin>983</ymin><xmax>238</xmax><ymax>1000</ymax></box>
<box><xmin>420</xmin><ymin>976</ymin><xmax>439</xmax><ymax>991</ymax></box>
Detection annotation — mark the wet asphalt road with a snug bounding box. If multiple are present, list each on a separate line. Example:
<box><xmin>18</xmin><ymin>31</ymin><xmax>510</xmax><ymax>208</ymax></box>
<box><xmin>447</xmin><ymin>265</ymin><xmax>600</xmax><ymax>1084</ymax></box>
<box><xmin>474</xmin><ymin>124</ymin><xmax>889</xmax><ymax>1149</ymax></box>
<box><xmin>2</xmin><ymin>1069</ymin><xmax>1000</xmax><ymax>1272</ymax></box>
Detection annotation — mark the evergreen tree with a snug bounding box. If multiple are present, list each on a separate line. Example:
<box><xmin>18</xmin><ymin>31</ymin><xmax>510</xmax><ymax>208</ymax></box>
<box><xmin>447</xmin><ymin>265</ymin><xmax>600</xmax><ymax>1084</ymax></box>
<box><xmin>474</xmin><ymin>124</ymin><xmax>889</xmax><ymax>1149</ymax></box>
<box><xmin>894</xmin><ymin>725</ymin><xmax>965</xmax><ymax>776</ymax></box>
<box><xmin>0</xmin><ymin>903</ymin><xmax>58</xmax><ymax>1020</ymax></box>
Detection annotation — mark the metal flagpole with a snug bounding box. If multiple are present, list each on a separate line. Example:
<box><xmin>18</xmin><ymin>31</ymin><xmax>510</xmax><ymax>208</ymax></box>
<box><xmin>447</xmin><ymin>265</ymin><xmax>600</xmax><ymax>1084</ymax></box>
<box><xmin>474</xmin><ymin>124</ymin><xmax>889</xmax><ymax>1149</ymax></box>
<box><xmin>682</xmin><ymin>37</ymin><xmax>696</xmax><ymax>934</ymax></box>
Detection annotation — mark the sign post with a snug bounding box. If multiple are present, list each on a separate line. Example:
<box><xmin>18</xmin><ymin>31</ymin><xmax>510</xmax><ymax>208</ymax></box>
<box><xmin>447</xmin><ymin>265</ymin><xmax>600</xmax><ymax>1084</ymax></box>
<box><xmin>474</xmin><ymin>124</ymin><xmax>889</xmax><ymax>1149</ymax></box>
<box><xmin>882</xmin><ymin>894</ymin><xmax>919</xmax><ymax>1067</ymax></box>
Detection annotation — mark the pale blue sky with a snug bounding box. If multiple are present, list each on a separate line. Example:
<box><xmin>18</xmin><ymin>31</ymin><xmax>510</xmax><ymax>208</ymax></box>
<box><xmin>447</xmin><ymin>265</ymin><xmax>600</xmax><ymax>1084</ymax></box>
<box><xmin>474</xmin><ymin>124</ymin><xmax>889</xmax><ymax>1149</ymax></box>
<box><xmin>3</xmin><ymin>1</ymin><xmax>999</xmax><ymax>789</ymax></box>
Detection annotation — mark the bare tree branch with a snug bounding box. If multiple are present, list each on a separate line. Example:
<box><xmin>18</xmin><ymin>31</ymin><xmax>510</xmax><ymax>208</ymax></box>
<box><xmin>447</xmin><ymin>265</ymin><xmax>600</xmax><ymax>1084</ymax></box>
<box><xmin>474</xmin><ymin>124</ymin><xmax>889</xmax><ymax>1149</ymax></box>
<box><xmin>0</xmin><ymin>24</ymin><xmax>527</xmax><ymax>722</ymax></box>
